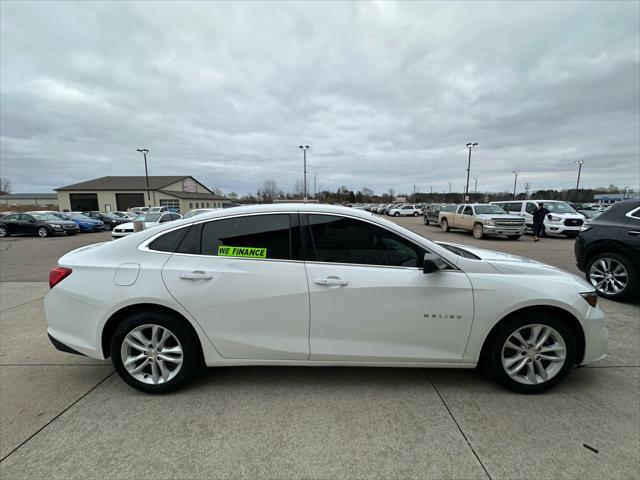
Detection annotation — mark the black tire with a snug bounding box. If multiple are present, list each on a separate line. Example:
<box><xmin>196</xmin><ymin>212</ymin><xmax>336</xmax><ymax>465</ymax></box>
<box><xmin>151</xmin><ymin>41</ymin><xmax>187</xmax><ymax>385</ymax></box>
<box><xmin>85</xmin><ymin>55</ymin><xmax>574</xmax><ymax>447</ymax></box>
<box><xmin>105</xmin><ymin>223</ymin><xmax>113</xmax><ymax>231</ymax></box>
<box><xmin>440</xmin><ymin>218</ymin><xmax>450</xmax><ymax>232</ymax></box>
<box><xmin>37</xmin><ymin>227</ymin><xmax>49</xmax><ymax>238</ymax></box>
<box><xmin>413</xmin><ymin>212</ymin><xmax>419</xmax><ymax>217</ymax></box>
<box><xmin>484</xmin><ymin>313</ymin><xmax>576</xmax><ymax>394</ymax></box>
<box><xmin>507</xmin><ymin>235</ymin><xmax>521</xmax><ymax>240</ymax></box>
<box><xmin>110</xmin><ymin>311</ymin><xmax>201</xmax><ymax>394</ymax></box>
<box><xmin>0</xmin><ymin>226</ymin><xmax>7</xmax><ymax>238</ymax></box>
<box><xmin>586</xmin><ymin>252</ymin><xmax>638</xmax><ymax>302</ymax></box>
<box><xmin>473</xmin><ymin>224</ymin><xmax>484</xmax><ymax>239</ymax></box>
<box><xmin>423</xmin><ymin>217</ymin><xmax>429</xmax><ymax>225</ymax></box>
<box><xmin>394</xmin><ymin>212</ymin><xmax>400</xmax><ymax>217</ymax></box>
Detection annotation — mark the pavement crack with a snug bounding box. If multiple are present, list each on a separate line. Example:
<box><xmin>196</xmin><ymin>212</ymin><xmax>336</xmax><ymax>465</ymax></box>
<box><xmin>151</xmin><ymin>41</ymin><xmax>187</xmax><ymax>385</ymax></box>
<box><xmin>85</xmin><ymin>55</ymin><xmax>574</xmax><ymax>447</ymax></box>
<box><xmin>0</xmin><ymin>370</ymin><xmax>115</xmax><ymax>463</ymax></box>
<box><xmin>426</xmin><ymin>371</ymin><xmax>492</xmax><ymax>480</ymax></box>
<box><xmin>0</xmin><ymin>297</ymin><xmax>43</xmax><ymax>314</ymax></box>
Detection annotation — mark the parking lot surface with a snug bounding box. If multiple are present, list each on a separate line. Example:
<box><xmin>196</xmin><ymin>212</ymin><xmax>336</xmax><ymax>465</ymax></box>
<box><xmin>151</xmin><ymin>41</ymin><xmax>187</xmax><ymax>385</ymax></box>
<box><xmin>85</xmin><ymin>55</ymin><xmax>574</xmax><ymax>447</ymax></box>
<box><xmin>0</xmin><ymin>219</ymin><xmax>638</xmax><ymax>479</ymax></box>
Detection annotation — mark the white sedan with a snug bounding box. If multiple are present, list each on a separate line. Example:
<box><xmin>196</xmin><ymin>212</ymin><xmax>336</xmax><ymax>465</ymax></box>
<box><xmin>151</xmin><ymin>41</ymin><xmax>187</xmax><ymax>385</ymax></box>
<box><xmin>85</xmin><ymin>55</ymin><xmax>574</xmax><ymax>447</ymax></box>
<box><xmin>45</xmin><ymin>204</ymin><xmax>607</xmax><ymax>394</ymax></box>
<box><xmin>111</xmin><ymin>212</ymin><xmax>182</xmax><ymax>238</ymax></box>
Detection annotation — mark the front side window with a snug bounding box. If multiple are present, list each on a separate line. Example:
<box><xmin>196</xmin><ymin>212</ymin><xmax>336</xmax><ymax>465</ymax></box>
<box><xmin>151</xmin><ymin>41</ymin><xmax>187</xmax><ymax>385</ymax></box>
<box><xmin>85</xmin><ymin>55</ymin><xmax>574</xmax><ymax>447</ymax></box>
<box><xmin>463</xmin><ymin>206</ymin><xmax>473</xmax><ymax>215</ymax></box>
<box><xmin>305</xmin><ymin>215</ymin><xmax>424</xmax><ymax>268</ymax></box>
<box><xmin>525</xmin><ymin>202</ymin><xmax>537</xmax><ymax>214</ymax></box>
<box><xmin>504</xmin><ymin>202</ymin><xmax>523</xmax><ymax>212</ymax></box>
<box><xmin>201</xmin><ymin>214</ymin><xmax>291</xmax><ymax>259</ymax></box>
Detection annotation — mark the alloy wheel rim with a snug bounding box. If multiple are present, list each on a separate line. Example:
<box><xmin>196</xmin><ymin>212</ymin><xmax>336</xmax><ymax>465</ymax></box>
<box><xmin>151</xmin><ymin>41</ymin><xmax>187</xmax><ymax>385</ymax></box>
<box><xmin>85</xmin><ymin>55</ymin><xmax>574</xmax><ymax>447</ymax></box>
<box><xmin>38</xmin><ymin>227</ymin><xmax>47</xmax><ymax>237</ymax></box>
<box><xmin>120</xmin><ymin>324</ymin><xmax>184</xmax><ymax>385</ymax></box>
<box><xmin>589</xmin><ymin>258</ymin><xmax>628</xmax><ymax>295</ymax></box>
<box><xmin>0</xmin><ymin>227</ymin><xmax>6</xmax><ymax>237</ymax></box>
<box><xmin>501</xmin><ymin>324</ymin><xmax>566</xmax><ymax>385</ymax></box>
<box><xmin>474</xmin><ymin>225</ymin><xmax>483</xmax><ymax>238</ymax></box>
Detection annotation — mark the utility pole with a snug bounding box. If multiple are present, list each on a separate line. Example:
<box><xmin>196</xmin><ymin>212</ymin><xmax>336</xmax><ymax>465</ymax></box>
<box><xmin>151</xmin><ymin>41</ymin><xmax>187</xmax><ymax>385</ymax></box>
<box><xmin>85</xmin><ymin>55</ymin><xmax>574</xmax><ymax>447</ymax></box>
<box><xmin>136</xmin><ymin>148</ymin><xmax>150</xmax><ymax>206</ymax></box>
<box><xmin>512</xmin><ymin>170</ymin><xmax>519</xmax><ymax>197</ymax></box>
<box><xmin>413</xmin><ymin>185</ymin><xmax>416</xmax><ymax>203</ymax></box>
<box><xmin>574</xmin><ymin>160</ymin><xmax>584</xmax><ymax>201</ymax></box>
<box><xmin>473</xmin><ymin>177</ymin><xmax>478</xmax><ymax>196</ymax></box>
<box><xmin>465</xmin><ymin>143</ymin><xmax>478</xmax><ymax>201</ymax></box>
<box><xmin>298</xmin><ymin>145</ymin><xmax>310</xmax><ymax>202</ymax></box>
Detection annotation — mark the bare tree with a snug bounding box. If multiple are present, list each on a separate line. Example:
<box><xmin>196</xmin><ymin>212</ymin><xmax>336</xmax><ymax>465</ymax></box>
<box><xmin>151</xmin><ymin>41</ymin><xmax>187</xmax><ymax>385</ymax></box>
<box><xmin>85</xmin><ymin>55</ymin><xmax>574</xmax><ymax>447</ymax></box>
<box><xmin>228</xmin><ymin>191</ymin><xmax>238</xmax><ymax>200</ymax></box>
<box><xmin>0</xmin><ymin>177</ymin><xmax>11</xmax><ymax>195</ymax></box>
<box><xmin>388</xmin><ymin>188</ymin><xmax>395</xmax><ymax>199</ymax></box>
<box><xmin>258</xmin><ymin>179</ymin><xmax>280</xmax><ymax>203</ymax></box>
<box><xmin>294</xmin><ymin>179</ymin><xmax>305</xmax><ymax>197</ymax></box>
<box><xmin>211</xmin><ymin>187</ymin><xmax>224</xmax><ymax>196</ymax></box>
<box><xmin>361</xmin><ymin>187</ymin><xmax>374</xmax><ymax>200</ymax></box>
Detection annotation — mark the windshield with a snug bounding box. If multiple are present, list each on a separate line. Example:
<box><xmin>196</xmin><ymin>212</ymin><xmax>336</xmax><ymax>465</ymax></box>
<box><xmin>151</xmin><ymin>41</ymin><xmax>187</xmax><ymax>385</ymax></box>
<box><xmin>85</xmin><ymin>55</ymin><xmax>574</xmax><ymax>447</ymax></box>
<box><xmin>103</xmin><ymin>213</ymin><xmax>119</xmax><ymax>219</ymax></box>
<box><xmin>134</xmin><ymin>213</ymin><xmax>162</xmax><ymax>222</ymax></box>
<box><xmin>474</xmin><ymin>205</ymin><xmax>506</xmax><ymax>215</ymax></box>
<box><xmin>541</xmin><ymin>202</ymin><xmax>578</xmax><ymax>214</ymax></box>
<box><xmin>32</xmin><ymin>213</ymin><xmax>59</xmax><ymax>221</ymax></box>
<box><xmin>68</xmin><ymin>213</ymin><xmax>92</xmax><ymax>220</ymax></box>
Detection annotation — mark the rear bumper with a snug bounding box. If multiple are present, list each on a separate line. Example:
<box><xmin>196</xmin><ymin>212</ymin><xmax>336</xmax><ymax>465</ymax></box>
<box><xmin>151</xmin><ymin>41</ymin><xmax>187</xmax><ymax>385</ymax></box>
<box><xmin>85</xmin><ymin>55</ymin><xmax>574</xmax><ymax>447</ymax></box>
<box><xmin>48</xmin><ymin>333</ymin><xmax>86</xmax><ymax>356</ymax></box>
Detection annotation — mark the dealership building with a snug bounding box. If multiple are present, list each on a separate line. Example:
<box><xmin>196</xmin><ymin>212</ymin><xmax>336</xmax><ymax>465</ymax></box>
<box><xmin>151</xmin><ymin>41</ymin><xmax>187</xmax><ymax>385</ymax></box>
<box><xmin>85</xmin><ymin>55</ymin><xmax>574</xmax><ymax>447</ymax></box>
<box><xmin>56</xmin><ymin>176</ymin><xmax>229</xmax><ymax>213</ymax></box>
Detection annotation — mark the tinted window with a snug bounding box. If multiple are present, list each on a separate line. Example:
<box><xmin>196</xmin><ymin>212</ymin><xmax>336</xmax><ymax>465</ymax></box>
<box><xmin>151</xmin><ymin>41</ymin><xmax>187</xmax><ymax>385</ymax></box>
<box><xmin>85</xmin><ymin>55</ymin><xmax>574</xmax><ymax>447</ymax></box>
<box><xmin>503</xmin><ymin>202</ymin><xmax>522</xmax><ymax>212</ymax></box>
<box><xmin>5</xmin><ymin>214</ymin><xmax>19</xmax><ymax>221</ymax></box>
<box><xmin>148</xmin><ymin>226</ymin><xmax>190</xmax><ymax>252</ymax></box>
<box><xmin>457</xmin><ymin>206</ymin><xmax>465</xmax><ymax>214</ymax></box>
<box><xmin>200</xmin><ymin>214</ymin><xmax>291</xmax><ymax>259</ymax></box>
<box><xmin>525</xmin><ymin>203</ymin><xmax>537</xmax><ymax>214</ymax></box>
<box><xmin>463</xmin><ymin>206</ymin><xmax>473</xmax><ymax>215</ymax></box>
<box><xmin>306</xmin><ymin>215</ymin><xmax>424</xmax><ymax>267</ymax></box>
<box><xmin>176</xmin><ymin>223</ymin><xmax>202</xmax><ymax>254</ymax></box>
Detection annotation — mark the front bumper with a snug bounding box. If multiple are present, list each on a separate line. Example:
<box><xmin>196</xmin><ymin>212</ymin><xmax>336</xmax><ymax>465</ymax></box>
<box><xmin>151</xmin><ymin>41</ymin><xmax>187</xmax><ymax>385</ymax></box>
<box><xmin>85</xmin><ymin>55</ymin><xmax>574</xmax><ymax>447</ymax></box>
<box><xmin>580</xmin><ymin>305</ymin><xmax>608</xmax><ymax>365</ymax></box>
<box><xmin>483</xmin><ymin>226</ymin><xmax>525</xmax><ymax>236</ymax></box>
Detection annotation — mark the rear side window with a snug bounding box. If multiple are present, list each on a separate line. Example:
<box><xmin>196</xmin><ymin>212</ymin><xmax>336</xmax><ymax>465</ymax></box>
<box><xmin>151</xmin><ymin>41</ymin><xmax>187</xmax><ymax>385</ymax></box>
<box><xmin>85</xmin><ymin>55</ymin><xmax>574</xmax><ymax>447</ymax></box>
<box><xmin>148</xmin><ymin>226</ymin><xmax>190</xmax><ymax>252</ymax></box>
<box><xmin>200</xmin><ymin>214</ymin><xmax>291</xmax><ymax>259</ymax></box>
<box><xmin>305</xmin><ymin>215</ymin><xmax>424</xmax><ymax>267</ymax></box>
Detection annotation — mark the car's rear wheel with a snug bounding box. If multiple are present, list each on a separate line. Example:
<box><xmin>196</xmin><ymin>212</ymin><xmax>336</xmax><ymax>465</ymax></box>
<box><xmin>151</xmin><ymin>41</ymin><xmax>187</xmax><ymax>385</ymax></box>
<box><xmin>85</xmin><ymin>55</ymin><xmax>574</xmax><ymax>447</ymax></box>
<box><xmin>473</xmin><ymin>224</ymin><xmax>484</xmax><ymax>239</ymax></box>
<box><xmin>586</xmin><ymin>253</ymin><xmax>637</xmax><ymax>302</ymax></box>
<box><xmin>413</xmin><ymin>212</ymin><xmax>419</xmax><ymax>216</ymax></box>
<box><xmin>37</xmin><ymin>227</ymin><xmax>49</xmax><ymax>238</ymax></box>
<box><xmin>423</xmin><ymin>217</ymin><xmax>429</xmax><ymax>225</ymax></box>
<box><xmin>0</xmin><ymin>226</ymin><xmax>7</xmax><ymax>237</ymax></box>
<box><xmin>104</xmin><ymin>223</ymin><xmax>113</xmax><ymax>231</ymax></box>
<box><xmin>507</xmin><ymin>235</ymin><xmax>521</xmax><ymax>240</ymax></box>
<box><xmin>485</xmin><ymin>314</ymin><xmax>576</xmax><ymax>393</ymax></box>
<box><xmin>111</xmin><ymin>311</ymin><xmax>201</xmax><ymax>393</ymax></box>
<box><xmin>440</xmin><ymin>219</ymin><xmax>449</xmax><ymax>232</ymax></box>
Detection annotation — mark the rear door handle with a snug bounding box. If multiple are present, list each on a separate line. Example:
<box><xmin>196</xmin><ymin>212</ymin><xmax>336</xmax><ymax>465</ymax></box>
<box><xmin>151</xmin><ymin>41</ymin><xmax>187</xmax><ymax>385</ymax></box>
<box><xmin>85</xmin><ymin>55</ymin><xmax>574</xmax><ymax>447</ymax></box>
<box><xmin>628</xmin><ymin>230</ymin><xmax>640</xmax><ymax>236</ymax></box>
<box><xmin>314</xmin><ymin>277</ymin><xmax>349</xmax><ymax>287</ymax></box>
<box><xmin>179</xmin><ymin>271</ymin><xmax>214</xmax><ymax>280</ymax></box>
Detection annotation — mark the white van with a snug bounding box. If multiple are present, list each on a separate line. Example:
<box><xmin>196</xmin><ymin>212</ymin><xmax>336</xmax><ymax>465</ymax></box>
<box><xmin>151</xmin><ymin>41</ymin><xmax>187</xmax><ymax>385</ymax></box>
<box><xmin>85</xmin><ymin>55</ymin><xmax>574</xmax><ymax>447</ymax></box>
<box><xmin>491</xmin><ymin>200</ymin><xmax>585</xmax><ymax>238</ymax></box>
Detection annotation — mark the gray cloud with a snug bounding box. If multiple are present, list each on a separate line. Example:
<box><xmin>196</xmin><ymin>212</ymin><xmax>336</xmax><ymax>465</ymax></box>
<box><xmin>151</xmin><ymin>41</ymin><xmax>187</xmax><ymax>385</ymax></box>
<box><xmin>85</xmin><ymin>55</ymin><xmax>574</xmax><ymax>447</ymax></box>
<box><xmin>1</xmin><ymin>1</ymin><xmax>638</xmax><ymax>196</ymax></box>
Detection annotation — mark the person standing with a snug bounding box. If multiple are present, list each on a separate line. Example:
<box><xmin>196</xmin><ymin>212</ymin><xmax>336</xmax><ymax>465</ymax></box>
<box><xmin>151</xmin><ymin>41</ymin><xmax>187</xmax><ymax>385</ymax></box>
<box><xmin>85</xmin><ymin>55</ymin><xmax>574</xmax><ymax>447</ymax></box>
<box><xmin>532</xmin><ymin>202</ymin><xmax>550</xmax><ymax>241</ymax></box>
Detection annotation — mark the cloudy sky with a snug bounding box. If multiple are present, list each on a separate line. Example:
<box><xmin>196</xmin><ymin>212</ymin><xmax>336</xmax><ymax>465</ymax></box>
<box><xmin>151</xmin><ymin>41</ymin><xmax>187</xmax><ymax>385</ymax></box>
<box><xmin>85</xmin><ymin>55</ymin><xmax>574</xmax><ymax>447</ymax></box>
<box><xmin>1</xmin><ymin>1</ymin><xmax>639</xmax><ymax>196</ymax></box>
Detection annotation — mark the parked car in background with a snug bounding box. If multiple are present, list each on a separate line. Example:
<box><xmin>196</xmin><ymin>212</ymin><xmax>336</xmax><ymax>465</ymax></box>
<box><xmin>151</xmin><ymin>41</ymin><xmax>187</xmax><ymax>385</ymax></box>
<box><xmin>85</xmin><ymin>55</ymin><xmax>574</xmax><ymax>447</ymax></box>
<box><xmin>149</xmin><ymin>206</ymin><xmax>169</xmax><ymax>213</ymax></box>
<box><xmin>424</xmin><ymin>204</ymin><xmax>457</xmax><ymax>225</ymax></box>
<box><xmin>67</xmin><ymin>212</ymin><xmax>106</xmax><ymax>232</ymax></box>
<box><xmin>491</xmin><ymin>200</ymin><xmax>585</xmax><ymax>238</ymax></box>
<box><xmin>0</xmin><ymin>212</ymin><xmax>15</xmax><ymax>219</ymax></box>
<box><xmin>83</xmin><ymin>211</ymin><xmax>131</xmax><ymax>231</ymax></box>
<box><xmin>45</xmin><ymin>204</ymin><xmax>607</xmax><ymax>394</ymax></box>
<box><xmin>575</xmin><ymin>199</ymin><xmax>640</xmax><ymax>302</ymax></box>
<box><xmin>112</xmin><ymin>212</ymin><xmax>182</xmax><ymax>238</ymax></box>
<box><xmin>579</xmin><ymin>209</ymin><xmax>602</xmax><ymax>223</ymax></box>
<box><xmin>439</xmin><ymin>204</ymin><xmax>525</xmax><ymax>239</ymax></box>
<box><xmin>388</xmin><ymin>204</ymin><xmax>423</xmax><ymax>217</ymax></box>
<box><xmin>183</xmin><ymin>208</ymin><xmax>220</xmax><ymax>219</ymax></box>
<box><xmin>0</xmin><ymin>212</ymin><xmax>79</xmax><ymax>238</ymax></box>
<box><xmin>128</xmin><ymin>207</ymin><xmax>150</xmax><ymax>215</ymax></box>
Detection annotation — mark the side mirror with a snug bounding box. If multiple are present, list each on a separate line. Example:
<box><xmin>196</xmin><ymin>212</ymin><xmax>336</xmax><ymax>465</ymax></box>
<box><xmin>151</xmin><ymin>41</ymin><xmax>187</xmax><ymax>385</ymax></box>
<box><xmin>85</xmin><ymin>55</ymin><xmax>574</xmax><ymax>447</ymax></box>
<box><xmin>423</xmin><ymin>253</ymin><xmax>447</xmax><ymax>274</ymax></box>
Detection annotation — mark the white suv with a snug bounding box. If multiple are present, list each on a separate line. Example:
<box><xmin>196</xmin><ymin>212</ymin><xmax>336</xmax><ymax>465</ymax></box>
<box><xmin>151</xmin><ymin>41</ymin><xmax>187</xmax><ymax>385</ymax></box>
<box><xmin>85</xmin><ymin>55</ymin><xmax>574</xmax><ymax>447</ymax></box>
<box><xmin>45</xmin><ymin>204</ymin><xmax>606</xmax><ymax>394</ymax></box>
<box><xmin>491</xmin><ymin>200</ymin><xmax>585</xmax><ymax>238</ymax></box>
<box><xmin>388</xmin><ymin>205</ymin><xmax>422</xmax><ymax>217</ymax></box>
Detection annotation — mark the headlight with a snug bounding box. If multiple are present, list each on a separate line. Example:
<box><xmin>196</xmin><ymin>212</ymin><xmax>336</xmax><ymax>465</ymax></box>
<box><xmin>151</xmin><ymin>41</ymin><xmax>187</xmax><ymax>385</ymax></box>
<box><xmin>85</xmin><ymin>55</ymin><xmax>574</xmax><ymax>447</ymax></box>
<box><xmin>484</xmin><ymin>219</ymin><xmax>494</xmax><ymax>226</ymax></box>
<box><xmin>549</xmin><ymin>216</ymin><xmax>562</xmax><ymax>222</ymax></box>
<box><xmin>52</xmin><ymin>224</ymin><xmax>62</xmax><ymax>229</ymax></box>
<box><xmin>580</xmin><ymin>291</ymin><xmax>598</xmax><ymax>307</ymax></box>
<box><xmin>580</xmin><ymin>224</ymin><xmax>592</xmax><ymax>232</ymax></box>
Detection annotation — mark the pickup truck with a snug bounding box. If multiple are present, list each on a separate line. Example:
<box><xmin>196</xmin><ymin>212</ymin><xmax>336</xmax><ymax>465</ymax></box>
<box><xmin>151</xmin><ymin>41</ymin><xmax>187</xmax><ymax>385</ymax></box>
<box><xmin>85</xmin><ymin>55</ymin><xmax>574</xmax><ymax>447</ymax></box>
<box><xmin>438</xmin><ymin>203</ymin><xmax>526</xmax><ymax>239</ymax></box>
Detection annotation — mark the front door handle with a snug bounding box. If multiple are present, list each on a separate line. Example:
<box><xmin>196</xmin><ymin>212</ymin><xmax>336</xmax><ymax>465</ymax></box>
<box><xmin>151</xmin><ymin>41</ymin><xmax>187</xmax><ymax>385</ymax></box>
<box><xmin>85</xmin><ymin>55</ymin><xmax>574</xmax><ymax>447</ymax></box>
<box><xmin>179</xmin><ymin>271</ymin><xmax>214</xmax><ymax>280</ymax></box>
<box><xmin>628</xmin><ymin>230</ymin><xmax>640</xmax><ymax>236</ymax></box>
<box><xmin>315</xmin><ymin>277</ymin><xmax>349</xmax><ymax>287</ymax></box>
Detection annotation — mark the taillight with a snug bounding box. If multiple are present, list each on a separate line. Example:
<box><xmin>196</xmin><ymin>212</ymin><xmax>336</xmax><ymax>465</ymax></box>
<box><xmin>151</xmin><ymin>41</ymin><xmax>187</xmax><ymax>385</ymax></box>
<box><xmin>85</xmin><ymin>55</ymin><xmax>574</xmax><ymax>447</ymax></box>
<box><xmin>49</xmin><ymin>267</ymin><xmax>72</xmax><ymax>289</ymax></box>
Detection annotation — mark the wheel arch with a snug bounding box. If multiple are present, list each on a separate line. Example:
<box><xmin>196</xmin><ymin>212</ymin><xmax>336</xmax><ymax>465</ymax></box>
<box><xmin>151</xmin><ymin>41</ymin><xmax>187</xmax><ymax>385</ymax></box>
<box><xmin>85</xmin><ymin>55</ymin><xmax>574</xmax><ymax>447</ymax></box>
<box><xmin>101</xmin><ymin>303</ymin><xmax>205</xmax><ymax>362</ymax></box>
<box><xmin>583</xmin><ymin>242</ymin><xmax>638</xmax><ymax>271</ymax></box>
<box><xmin>479</xmin><ymin>305</ymin><xmax>585</xmax><ymax>365</ymax></box>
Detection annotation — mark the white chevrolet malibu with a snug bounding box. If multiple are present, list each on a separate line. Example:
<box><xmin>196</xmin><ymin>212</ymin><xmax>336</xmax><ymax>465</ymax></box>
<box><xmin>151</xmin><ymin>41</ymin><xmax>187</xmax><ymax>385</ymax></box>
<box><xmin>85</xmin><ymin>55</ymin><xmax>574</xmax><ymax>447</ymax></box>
<box><xmin>45</xmin><ymin>204</ymin><xmax>607</xmax><ymax>394</ymax></box>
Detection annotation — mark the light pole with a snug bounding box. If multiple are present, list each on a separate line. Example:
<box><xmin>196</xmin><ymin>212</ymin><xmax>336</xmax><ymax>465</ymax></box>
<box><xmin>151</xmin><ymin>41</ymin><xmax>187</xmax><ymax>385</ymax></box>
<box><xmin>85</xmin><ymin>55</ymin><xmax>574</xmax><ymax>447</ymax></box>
<box><xmin>298</xmin><ymin>145</ymin><xmax>310</xmax><ymax>202</ymax></box>
<box><xmin>448</xmin><ymin>182</ymin><xmax>452</xmax><ymax>194</ymax></box>
<box><xmin>465</xmin><ymin>143</ymin><xmax>478</xmax><ymax>201</ymax></box>
<box><xmin>512</xmin><ymin>170</ymin><xmax>519</xmax><ymax>197</ymax></box>
<box><xmin>473</xmin><ymin>177</ymin><xmax>478</xmax><ymax>198</ymax></box>
<box><xmin>574</xmin><ymin>160</ymin><xmax>584</xmax><ymax>193</ymax></box>
<box><xmin>136</xmin><ymin>148</ymin><xmax>150</xmax><ymax>206</ymax></box>
<box><xmin>313</xmin><ymin>172</ymin><xmax>317</xmax><ymax>200</ymax></box>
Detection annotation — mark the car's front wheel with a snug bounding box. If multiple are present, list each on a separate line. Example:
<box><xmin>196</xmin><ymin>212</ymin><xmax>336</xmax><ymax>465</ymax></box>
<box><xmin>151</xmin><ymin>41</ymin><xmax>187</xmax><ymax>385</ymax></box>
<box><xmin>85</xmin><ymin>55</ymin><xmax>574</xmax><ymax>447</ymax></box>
<box><xmin>586</xmin><ymin>253</ymin><xmax>638</xmax><ymax>302</ymax></box>
<box><xmin>413</xmin><ymin>211</ymin><xmax>419</xmax><ymax>216</ymax></box>
<box><xmin>111</xmin><ymin>311</ymin><xmax>201</xmax><ymax>393</ymax></box>
<box><xmin>104</xmin><ymin>223</ymin><xmax>113</xmax><ymax>231</ymax></box>
<box><xmin>37</xmin><ymin>227</ymin><xmax>49</xmax><ymax>238</ymax></box>
<box><xmin>0</xmin><ymin>226</ymin><xmax>7</xmax><ymax>237</ymax></box>
<box><xmin>485</xmin><ymin>314</ymin><xmax>576</xmax><ymax>393</ymax></box>
<box><xmin>473</xmin><ymin>224</ymin><xmax>484</xmax><ymax>239</ymax></box>
<box><xmin>394</xmin><ymin>212</ymin><xmax>400</xmax><ymax>217</ymax></box>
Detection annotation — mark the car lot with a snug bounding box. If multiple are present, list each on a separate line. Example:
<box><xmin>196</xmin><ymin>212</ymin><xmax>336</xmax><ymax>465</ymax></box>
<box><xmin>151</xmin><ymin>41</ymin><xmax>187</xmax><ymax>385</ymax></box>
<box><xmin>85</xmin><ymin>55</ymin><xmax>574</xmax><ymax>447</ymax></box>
<box><xmin>0</xmin><ymin>217</ymin><xmax>638</xmax><ymax>479</ymax></box>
